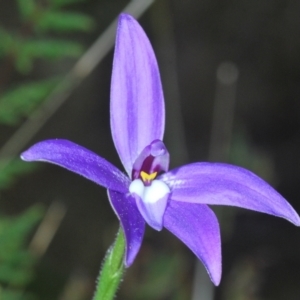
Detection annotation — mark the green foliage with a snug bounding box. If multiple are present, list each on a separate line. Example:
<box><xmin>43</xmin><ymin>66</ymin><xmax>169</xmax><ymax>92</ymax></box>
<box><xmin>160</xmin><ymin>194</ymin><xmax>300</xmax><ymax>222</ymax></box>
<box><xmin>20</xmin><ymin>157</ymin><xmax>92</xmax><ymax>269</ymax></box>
<box><xmin>50</xmin><ymin>0</ymin><xmax>86</xmax><ymax>8</ymax></box>
<box><xmin>0</xmin><ymin>288</ymin><xmax>36</xmax><ymax>300</ymax></box>
<box><xmin>94</xmin><ymin>229</ymin><xmax>125</xmax><ymax>300</ymax></box>
<box><xmin>0</xmin><ymin>160</ymin><xmax>37</xmax><ymax>190</ymax></box>
<box><xmin>0</xmin><ymin>28</ymin><xmax>15</xmax><ymax>58</ymax></box>
<box><xmin>21</xmin><ymin>39</ymin><xmax>83</xmax><ymax>59</ymax></box>
<box><xmin>229</xmin><ymin>132</ymin><xmax>275</xmax><ymax>182</ymax></box>
<box><xmin>0</xmin><ymin>205</ymin><xmax>44</xmax><ymax>289</ymax></box>
<box><xmin>11</xmin><ymin>0</ymin><xmax>93</xmax><ymax>73</ymax></box>
<box><xmin>0</xmin><ymin>78</ymin><xmax>60</xmax><ymax>125</ymax></box>
<box><xmin>36</xmin><ymin>11</ymin><xmax>94</xmax><ymax>32</ymax></box>
<box><xmin>16</xmin><ymin>0</ymin><xmax>36</xmax><ymax>20</ymax></box>
<box><xmin>0</xmin><ymin>1</ymin><xmax>93</xmax><ymax>298</ymax></box>
<box><xmin>16</xmin><ymin>39</ymin><xmax>83</xmax><ymax>72</ymax></box>
<box><xmin>133</xmin><ymin>252</ymin><xmax>189</xmax><ymax>300</ymax></box>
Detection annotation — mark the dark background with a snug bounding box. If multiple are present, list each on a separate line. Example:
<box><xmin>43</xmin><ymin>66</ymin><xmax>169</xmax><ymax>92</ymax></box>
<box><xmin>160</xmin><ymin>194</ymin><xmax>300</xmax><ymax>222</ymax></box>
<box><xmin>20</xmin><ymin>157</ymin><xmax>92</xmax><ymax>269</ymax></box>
<box><xmin>1</xmin><ymin>0</ymin><xmax>300</xmax><ymax>299</ymax></box>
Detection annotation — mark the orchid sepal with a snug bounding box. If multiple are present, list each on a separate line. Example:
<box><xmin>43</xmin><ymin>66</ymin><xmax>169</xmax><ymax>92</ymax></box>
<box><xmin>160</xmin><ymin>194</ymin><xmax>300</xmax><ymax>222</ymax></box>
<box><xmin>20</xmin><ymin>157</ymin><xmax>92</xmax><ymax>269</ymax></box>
<box><xmin>164</xmin><ymin>201</ymin><xmax>222</xmax><ymax>286</ymax></box>
<box><xmin>21</xmin><ymin>139</ymin><xmax>130</xmax><ymax>193</ymax></box>
<box><xmin>160</xmin><ymin>162</ymin><xmax>300</xmax><ymax>226</ymax></box>
<box><xmin>110</xmin><ymin>14</ymin><xmax>165</xmax><ymax>177</ymax></box>
<box><xmin>108</xmin><ymin>189</ymin><xmax>145</xmax><ymax>267</ymax></box>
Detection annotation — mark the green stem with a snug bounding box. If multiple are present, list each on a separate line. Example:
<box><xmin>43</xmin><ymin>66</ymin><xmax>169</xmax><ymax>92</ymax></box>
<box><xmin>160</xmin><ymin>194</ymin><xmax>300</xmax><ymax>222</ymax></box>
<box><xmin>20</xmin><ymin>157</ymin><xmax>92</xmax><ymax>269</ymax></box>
<box><xmin>93</xmin><ymin>227</ymin><xmax>125</xmax><ymax>300</ymax></box>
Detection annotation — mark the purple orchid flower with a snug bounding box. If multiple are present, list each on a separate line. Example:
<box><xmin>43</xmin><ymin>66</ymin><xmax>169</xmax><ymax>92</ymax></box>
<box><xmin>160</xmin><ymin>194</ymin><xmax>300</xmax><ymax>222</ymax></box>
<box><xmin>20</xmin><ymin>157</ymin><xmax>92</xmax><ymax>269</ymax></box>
<box><xmin>21</xmin><ymin>14</ymin><xmax>300</xmax><ymax>286</ymax></box>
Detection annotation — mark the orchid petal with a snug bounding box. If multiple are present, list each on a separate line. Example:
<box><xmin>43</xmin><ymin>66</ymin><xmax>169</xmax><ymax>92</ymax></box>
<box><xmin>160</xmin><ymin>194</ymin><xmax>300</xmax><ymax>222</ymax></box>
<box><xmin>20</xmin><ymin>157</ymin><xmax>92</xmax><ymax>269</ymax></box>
<box><xmin>161</xmin><ymin>163</ymin><xmax>300</xmax><ymax>226</ymax></box>
<box><xmin>108</xmin><ymin>190</ymin><xmax>145</xmax><ymax>266</ymax></box>
<box><xmin>111</xmin><ymin>14</ymin><xmax>165</xmax><ymax>176</ymax></box>
<box><xmin>21</xmin><ymin>139</ymin><xmax>129</xmax><ymax>193</ymax></box>
<box><xmin>130</xmin><ymin>179</ymin><xmax>170</xmax><ymax>230</ymax></box>
<box><xmin>164</xmin><ymin>200</ymin><xmax>221</xmax><ymax>286</ymax></box>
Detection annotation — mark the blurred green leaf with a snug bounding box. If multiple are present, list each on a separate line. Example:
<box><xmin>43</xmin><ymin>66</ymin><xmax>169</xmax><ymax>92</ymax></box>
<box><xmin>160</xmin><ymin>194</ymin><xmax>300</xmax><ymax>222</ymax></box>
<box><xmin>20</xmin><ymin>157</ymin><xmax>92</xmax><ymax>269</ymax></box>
<box><xmin>229</xmin><ymin>132</ymin><xmax>275</xmax><ymax>182</ymax></box>
<box><xmin>0</xmin><ymin>78</ymin><xmax>60</xmax><ymax>125</ymax></box>
<box><xmin>0</xmin><ymin>250</ymin><xmax>34</xmax><ymax>269</ymax></box>
<box><xmin>0</xmin><ymin>288</ymin><xmax>36</xmax><ymax>300</ymax></box>
<box><xmin>0</xmin><ymin>265</ymin><xmax>34</xmax><ymax>286</ymax></box>
<box><xmin>36</xmin><ymin>11</ymin><xmax>94</xmax><ymax>32</ymax></box>
<box><xmin>16</xmin><ymin>0</ymin><xmax>36</xmax><ymax>20</ymax></box>
<box><xmin>16</xmin><ymin>39</ymin><xmax>83</xmax><ymax>72</ymax></box>
<box><xmin>133</xmin><ymin>253</ymin><xmax>188</xmax><ymax>300</ymax></box>
<box><xmin>0</xmin><ymin>205</ymin><xmax>44</xmax><ymax>286</ymax></box>
<box><xmin>0</xmin><ymin>205</ymin><xmax>43</xmax><ymax>248</ymax></box>
<box><xmin>0</xmin><ymin>28</ymin><xmax>15</xmax><ymax>58</ymax></box>
<box><xmin>50</xmin><ymin>0</ymin><xmax>85</xmax><ymax>8</ymax></box>
<box><xmin>0</xmin><ymin>160</ymin><xmax>37</xmax><ymax>190</ymax></box>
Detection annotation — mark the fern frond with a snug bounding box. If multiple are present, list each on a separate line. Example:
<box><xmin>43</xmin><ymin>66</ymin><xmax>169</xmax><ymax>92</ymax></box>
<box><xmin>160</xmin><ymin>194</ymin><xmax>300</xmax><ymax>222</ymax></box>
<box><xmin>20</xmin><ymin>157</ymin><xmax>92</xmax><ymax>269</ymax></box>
<box><xmin>0</xmin><ymin>78</ymin><xmax>60</xmax><ymax>125</ymax></box>
<box><xmin>0</xmin><ymin>160</ymin><xmax>38</xmax><ymax>189</ymax></box>
<box><xmin>16</xmin><ymin>0</ymin><xmax>36</xmax><ymax>20</ymax></box>
<box><xmin>50</xmin><ymin>0</ymin><xmax>85</xmax><ymax>8</ymax></box>
<box><xmin>0</xmin><ymin>28</ymin><xmax>15</xmax><ymax>58</ymax></box>
<box><xmin>36</xmin><ymin>11</ymin><xmax>94</xmax><ymax>32</ymax></box>
<box><xmin>15</xmin><ymin>39</ymin><xmax>83</xmax><ymax>73</ymax></box>
<box><xmin>0</xmin><ymin>205</ymin><xmax>43</xmax><ymax>287</ymax></box>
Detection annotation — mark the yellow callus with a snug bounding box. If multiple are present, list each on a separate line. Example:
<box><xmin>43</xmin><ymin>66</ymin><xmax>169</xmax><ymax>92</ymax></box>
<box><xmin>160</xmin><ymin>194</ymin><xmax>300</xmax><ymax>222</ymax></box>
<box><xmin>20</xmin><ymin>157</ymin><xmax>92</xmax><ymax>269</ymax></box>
<box><xmin>140</xmin><ymin>171</ymin><xmax>157</xmax><ymax>183</ymax></box>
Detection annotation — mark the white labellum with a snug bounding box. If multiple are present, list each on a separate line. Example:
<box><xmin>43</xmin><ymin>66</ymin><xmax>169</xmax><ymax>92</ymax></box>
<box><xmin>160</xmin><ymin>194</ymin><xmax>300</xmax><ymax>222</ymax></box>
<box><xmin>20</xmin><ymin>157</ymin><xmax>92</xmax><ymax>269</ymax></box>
<box><xmin>129</xmin><ymin>179</ymin><xmax>170</xmax><ymax>230</ymax></box>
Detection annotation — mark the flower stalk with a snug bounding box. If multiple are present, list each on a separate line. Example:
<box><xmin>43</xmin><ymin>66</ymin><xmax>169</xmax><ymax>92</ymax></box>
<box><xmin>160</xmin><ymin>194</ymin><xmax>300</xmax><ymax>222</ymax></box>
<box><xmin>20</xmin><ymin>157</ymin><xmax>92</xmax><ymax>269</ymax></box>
<box><xmin>93</xmin><ymin>227</ymin><xmax>125</xmax><ymax>300</ymax></box>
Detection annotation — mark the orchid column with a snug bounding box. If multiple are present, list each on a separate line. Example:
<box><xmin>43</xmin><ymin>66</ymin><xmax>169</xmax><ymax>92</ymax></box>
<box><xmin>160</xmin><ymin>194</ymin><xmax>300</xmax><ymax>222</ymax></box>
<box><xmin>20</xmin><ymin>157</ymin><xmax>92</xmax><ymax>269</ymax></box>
<box><xmin>21</xmin><ymin>14</ymin><xmax>300</xmax><ymax>299</ymax></box>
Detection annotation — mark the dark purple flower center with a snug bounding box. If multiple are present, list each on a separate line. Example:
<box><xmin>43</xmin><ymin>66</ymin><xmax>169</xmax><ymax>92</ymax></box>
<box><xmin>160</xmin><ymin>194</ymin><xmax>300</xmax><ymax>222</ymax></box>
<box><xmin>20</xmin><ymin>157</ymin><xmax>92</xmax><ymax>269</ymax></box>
<box><xmin>131</xmin><ymin>140</ymin><xmax>170</xmax><ymax>186</ymax></box>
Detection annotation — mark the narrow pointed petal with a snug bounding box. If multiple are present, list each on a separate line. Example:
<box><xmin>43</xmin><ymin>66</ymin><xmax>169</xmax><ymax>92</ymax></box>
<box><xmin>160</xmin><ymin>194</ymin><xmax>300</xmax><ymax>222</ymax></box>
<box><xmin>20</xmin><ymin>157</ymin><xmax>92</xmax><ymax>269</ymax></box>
<box><xmin>108</xmin><ymin>190</ymin><xmax>145</xmax><ymax>266</ymax></box>
<box><xmin>161</xmin><ymin>163</ymin><xmax>300</xmax><ymax>226</ymax></box>
<box><xmin>21</xmin><ymin>139</ymin><xmax>129</xmax><ymax>193</ymax></box>
<box><xmin>164</xmin><ymin>201</ymin><xmax>221</xmax><ymax>285</ymax></box>
<box><xmin>111</xmin><ymin>14</ymin><xmax>165</xmax><ymax>176</ymax></box>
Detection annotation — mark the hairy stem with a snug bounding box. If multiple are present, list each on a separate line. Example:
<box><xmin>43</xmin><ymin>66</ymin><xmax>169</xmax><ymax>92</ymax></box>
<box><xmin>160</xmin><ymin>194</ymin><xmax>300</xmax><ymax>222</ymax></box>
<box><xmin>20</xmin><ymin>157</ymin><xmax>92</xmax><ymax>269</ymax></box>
<box><xmin>93</xmin><ymin>227</ymin><xmax>125</xmax><ymax>300</ymax></box>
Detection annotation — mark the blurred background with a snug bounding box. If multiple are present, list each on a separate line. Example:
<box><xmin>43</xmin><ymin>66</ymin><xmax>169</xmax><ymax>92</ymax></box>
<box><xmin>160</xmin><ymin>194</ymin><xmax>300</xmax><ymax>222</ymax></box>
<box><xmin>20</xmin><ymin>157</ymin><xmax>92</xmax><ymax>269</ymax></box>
<box><xmin>1</xmin><ymin>0</ymin><xmax>300</xmax><ymax>299</ymax></box>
